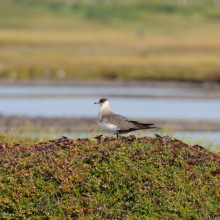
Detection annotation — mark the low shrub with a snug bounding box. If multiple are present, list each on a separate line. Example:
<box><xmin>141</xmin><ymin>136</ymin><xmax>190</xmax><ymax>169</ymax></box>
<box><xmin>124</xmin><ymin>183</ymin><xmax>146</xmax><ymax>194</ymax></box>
<box><xmin>0</xmin><ymin>134</ymin><xmax>220</xmax><ymax>219</ymax></box>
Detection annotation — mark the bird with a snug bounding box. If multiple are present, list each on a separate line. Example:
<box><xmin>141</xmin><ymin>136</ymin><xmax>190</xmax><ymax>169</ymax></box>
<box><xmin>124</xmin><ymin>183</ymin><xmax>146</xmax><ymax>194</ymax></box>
<box><xmin>94</xmin><ymin>98</ymin><xmax>157</xmax><ymax>138</ymax></box>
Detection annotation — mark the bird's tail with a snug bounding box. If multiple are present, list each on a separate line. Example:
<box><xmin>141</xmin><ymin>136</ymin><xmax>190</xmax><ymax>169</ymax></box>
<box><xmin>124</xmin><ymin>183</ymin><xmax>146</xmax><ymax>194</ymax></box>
<box><xmin>130</xmin><ymin>121</ymin><xmax>159</xmax><ymax>130</ymax></box>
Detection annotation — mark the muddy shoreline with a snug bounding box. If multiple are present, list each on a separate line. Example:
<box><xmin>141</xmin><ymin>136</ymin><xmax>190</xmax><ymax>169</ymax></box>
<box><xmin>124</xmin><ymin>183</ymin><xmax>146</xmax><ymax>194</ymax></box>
<box><xmin>1</xmin><ymin>115</ymin><xmax>219</xmax><ymax>132</ymax></box>
<box><xmin>1</xmin><ymin>93</ymin><xmax>220</xmax><ymax>99</ymax></box>
<box><xmin>1</xmin><ymin>79</ymin><xmax>220</xmax><ymax>90</ymax></box>
<box><xmin>1</xmin><ymin>79</ymin><xmax>220</xmax><ymax>99</ymax></box>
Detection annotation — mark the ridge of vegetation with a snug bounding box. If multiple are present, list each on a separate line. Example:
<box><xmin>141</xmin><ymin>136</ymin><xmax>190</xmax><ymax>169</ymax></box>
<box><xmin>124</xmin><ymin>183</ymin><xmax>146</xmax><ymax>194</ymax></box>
<box><xmin>0</xmin><ymin>134</ymin><xmax>220</xmax><ymax>219</ymax></box>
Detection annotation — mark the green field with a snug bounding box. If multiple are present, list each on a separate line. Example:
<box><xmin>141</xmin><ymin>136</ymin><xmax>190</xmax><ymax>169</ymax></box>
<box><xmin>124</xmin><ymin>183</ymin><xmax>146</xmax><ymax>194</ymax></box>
<box><xmin>0</xmin><ymin>134</ymin><xmax>220</xmax><ymax>219</ymax></box>
<box><xmin>1</xmin><ymin>0</ymin><xmax>220</xmax><ymax>81</ymax></box>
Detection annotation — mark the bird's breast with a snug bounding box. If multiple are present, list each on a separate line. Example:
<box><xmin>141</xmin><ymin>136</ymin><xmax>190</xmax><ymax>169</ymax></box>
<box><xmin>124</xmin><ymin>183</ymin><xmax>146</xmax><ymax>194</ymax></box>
<box><xmin>98</xmin><ymin>120</ymin><xmax>118</xmax><ymax>134</ymax></box>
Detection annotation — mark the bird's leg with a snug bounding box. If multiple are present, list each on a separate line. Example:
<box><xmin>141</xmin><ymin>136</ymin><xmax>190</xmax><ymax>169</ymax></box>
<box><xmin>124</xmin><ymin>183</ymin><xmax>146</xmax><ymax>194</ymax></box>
<box><xmin>116</xmin><ymin>134</ymin><xmax>118</xmax><ymax>139</ymax></box>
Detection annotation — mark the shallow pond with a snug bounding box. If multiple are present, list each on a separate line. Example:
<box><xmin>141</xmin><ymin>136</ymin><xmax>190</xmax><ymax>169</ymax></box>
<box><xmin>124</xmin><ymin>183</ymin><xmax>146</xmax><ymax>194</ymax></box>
<box><xmin>0</xmin><ymin>85</ymin><xmax>206</xmax><ymax>97</ymax></box>
<box><xmin>0</xmin><ymin>96</ymin><xmax>219</xmax><ymax>120</ymax></box>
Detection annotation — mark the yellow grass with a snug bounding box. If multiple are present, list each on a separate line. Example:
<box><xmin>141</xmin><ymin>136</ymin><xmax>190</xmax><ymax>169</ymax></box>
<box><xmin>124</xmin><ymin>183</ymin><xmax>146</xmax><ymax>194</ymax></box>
<box><xmin>1</xmin><ymin>1</ymin><xmax>220</xmax><ymax>81</ymax></box>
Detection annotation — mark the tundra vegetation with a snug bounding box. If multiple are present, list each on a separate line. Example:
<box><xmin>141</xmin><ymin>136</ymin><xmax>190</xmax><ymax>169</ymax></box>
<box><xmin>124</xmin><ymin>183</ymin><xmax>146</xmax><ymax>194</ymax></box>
<box><xmin>0</xmin><ymin>133</ymin><xmax>220</xmax><ymax>219</ymax></box>
<box><xmin>0</xmin><ymin>0</ymin><xmax>220</xmax><ymax>81</ymax></box>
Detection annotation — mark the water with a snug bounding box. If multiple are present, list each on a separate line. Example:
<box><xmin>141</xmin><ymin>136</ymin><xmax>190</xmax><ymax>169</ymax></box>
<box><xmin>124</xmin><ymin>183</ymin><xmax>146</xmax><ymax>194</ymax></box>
<box><xmin>0</xmin><ymin>85</ymin><xmax>205</xmax><ymax>97</ymax></box>
<box><xmin>1</xmin><ymin>86</ymin><xmax>219</xmax><ymax>119</ymax></box>
<box><xmin>0</xmin><ymin>97</ymin><xmax>219</xmax><ymax>120</ymax></box>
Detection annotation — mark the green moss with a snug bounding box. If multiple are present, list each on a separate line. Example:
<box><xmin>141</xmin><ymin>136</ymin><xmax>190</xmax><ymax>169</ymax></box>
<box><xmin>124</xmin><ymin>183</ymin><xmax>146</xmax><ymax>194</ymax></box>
<box><xmin>0</xmin><ymin>134</ymin><xmax>220</xmax><ymax>219</ymax></box>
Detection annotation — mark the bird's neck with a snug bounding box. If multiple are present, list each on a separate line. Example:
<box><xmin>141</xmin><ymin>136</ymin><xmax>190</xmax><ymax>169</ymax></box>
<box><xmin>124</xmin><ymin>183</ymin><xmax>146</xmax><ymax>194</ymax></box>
<box><xmin>98</xmin><ymin>102</ymin><xmax>110</xmax><ymax>120</ymax></box>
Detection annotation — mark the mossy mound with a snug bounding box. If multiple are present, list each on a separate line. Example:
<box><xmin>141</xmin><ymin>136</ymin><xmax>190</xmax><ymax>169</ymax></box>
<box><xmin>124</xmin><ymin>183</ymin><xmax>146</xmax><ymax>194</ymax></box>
<box><xmin>0</xmin><ymin>134</ymin><xmax>220</xmax><ymax>219</ymax></box>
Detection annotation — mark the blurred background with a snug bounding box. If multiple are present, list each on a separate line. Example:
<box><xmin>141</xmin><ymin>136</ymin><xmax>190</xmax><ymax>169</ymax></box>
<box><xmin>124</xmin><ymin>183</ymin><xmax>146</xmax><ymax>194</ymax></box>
<box><xmin>0</xmin><ymin>0</ymin><xmax>220</xmax><ymax>150</ymax></box>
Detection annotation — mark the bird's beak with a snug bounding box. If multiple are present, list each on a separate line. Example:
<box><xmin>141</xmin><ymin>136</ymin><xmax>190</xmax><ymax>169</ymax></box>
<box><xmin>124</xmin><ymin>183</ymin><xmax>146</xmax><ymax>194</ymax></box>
<box><xmin>94</xmin><ymin>101</ymin><xmax>100</xmax><ymax>104</ymax></box>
